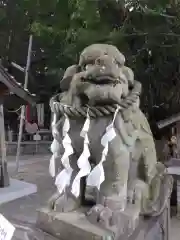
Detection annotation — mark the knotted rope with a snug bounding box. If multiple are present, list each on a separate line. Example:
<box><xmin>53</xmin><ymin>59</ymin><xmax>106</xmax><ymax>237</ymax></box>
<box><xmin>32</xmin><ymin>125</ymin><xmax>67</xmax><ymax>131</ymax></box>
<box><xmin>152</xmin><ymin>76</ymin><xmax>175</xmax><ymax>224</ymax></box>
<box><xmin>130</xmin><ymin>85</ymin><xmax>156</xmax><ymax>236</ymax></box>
<box><xmin>50</xmin><ymin>81</ymin><xmax>141</xmax><ymax>118</ymax></box>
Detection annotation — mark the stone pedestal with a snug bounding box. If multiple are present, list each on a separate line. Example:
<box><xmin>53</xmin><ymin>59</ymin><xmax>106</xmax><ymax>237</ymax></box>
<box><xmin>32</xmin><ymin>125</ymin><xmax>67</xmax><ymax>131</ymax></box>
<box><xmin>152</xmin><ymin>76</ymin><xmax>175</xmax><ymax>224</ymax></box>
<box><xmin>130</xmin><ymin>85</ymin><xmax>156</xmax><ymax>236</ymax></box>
<box><xmin>36</xmin><ymin>204</ymin><xmax>170</xmax><ymax>240</ymax></box>
<box><xmin>37</xmin><ymin>208</ymin><xmax>113</xmax><ymax>240</ymax></box>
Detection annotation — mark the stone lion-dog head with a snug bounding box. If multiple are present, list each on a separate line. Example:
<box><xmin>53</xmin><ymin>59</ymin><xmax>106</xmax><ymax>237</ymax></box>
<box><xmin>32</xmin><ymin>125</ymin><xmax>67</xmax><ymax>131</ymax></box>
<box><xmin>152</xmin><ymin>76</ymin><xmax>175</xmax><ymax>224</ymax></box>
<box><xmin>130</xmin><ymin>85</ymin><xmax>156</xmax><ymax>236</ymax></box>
<box><xmin>59</xmin><ymin>44</ymin><xmax>135</xmax><ymax>108</ymax></box>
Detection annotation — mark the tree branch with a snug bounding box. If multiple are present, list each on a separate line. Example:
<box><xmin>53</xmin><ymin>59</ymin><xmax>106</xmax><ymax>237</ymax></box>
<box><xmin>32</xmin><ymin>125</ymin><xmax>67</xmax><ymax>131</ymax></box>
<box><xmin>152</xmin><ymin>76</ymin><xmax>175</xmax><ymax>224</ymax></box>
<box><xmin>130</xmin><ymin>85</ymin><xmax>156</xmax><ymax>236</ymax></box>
<box><xmin>139</xmin><ymin>5</ymin><xmax>176</xmax><ymax>19</ymax></box>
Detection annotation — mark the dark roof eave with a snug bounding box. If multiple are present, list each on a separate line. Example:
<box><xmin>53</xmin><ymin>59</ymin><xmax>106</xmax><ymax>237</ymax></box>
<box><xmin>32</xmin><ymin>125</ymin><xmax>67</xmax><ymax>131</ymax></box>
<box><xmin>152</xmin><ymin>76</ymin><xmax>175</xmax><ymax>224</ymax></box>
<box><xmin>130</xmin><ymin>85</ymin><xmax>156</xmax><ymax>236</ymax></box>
<box><xmin>0</xmin><ymin>64</ymin><xmax>36</xmax><ymax>105</ymax></box>
<box><xmin>157</xmin><ymin>113</ymin><xmax>180</xmax><ymax>129</ymax></box>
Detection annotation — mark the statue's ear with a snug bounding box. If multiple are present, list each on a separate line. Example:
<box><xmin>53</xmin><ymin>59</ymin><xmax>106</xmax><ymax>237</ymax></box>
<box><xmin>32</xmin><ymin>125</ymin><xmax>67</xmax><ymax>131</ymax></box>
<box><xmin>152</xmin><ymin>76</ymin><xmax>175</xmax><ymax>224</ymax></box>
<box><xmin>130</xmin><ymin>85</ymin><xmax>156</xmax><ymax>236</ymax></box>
<box><xmin>121</xmin><ymin>66</ymin><xmax>134</xmax><ymax>89</ymax></box>
<box><xmin>60</xmin><ymin>65</ymin><xmax>79</xmax><ymax>91</ymax></box>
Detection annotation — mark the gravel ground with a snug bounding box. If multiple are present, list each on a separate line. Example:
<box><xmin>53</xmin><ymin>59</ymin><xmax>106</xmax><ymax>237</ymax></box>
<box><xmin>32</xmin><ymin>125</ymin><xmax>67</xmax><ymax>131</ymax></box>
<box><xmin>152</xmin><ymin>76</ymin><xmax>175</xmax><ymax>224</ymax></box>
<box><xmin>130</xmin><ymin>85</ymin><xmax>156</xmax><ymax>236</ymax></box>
<box><xmin>0</xmin><ymin>154</ymin><xmax>179</xmax><ymax>240</ymax></box>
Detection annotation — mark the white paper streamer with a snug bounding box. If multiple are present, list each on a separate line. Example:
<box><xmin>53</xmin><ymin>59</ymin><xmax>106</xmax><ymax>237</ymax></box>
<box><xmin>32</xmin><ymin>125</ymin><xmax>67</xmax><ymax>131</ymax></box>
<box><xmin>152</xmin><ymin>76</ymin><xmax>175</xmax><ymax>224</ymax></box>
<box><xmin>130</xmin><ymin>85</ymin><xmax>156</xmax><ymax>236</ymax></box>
<box><xmin>55</xmin><ymin>168</ymin><xmax>73</xmax><ymax>194</ymax></box>
<box><xmin>71</xmin><ymin>113</ymin><xmax>91</xmax><ymax>197</ymax></box>
<box><xmin>55</xmin><ymin>114</ymin><xmax>74</xmax><ymax>194</ymax></box>
<box><xmin>50</xmin><ymin>139</ymin><xmax>60</xmax><ymax>153</ymax></box>
<box><xmin>51</xmin><ymin>109</ymin><xmax>59</xmax><ymax>138</ymax></box>
<box><xmin>49</xmin><ymin>155</ymin><xmax>56</xmax><ymax>177</ymax></box>
<box><xmin>63</xmin><ymin>116</ymin><xmax>70</xmax><ymax>136</ymax></box>
<box><xmin>87</xmin><ymin>106</ymin><xmax>120</xmax><ymax>189</ymax></box>
<box><xmin>87</xmin><ymin>144</ymin><xmax>108</xmax><ymax>189</ymax></box>
<box><xmin>80</xmin><ymin>117</ymin><xmax>90</xmax><ymax>138</ymax></box>
<box><xmin>49</xmin><ymin>113</ymin><xmax>60</xmax><ymax>177</ymax></box>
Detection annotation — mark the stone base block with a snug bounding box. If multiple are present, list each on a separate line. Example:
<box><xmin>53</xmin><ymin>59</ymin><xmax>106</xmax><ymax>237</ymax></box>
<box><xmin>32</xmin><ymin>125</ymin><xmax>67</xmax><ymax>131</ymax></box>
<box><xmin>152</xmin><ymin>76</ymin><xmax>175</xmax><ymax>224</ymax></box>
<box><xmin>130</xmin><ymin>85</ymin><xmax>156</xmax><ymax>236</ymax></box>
<box><xmin>36</xmin><ymin>205</ymin><xmax>170</xmax><ymax>240</ymax></box>
<box><xmin>36</xmin><ymin>208</ymin><xmax>114</xmax><ymax>240</ymax></box>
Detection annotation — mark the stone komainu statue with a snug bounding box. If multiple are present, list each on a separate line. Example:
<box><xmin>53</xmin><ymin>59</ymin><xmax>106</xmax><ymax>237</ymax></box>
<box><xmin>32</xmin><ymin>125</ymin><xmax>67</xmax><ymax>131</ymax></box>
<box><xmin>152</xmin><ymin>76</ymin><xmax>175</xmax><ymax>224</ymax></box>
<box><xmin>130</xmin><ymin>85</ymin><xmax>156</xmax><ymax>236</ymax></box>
<box><xmin>49</xmin><ymin>44</ymin><xmax>173</xmax><ymax>236</ymax></box>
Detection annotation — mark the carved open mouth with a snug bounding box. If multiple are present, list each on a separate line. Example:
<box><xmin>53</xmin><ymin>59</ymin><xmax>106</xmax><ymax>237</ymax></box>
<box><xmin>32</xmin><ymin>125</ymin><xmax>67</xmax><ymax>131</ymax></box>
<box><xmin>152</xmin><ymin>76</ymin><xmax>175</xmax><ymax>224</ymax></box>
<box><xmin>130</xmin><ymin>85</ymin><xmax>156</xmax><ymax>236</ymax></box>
<box><xmin>81</xmin><ymin>75</ymin><xmax>120</xmax><ymax>85</ymax></box>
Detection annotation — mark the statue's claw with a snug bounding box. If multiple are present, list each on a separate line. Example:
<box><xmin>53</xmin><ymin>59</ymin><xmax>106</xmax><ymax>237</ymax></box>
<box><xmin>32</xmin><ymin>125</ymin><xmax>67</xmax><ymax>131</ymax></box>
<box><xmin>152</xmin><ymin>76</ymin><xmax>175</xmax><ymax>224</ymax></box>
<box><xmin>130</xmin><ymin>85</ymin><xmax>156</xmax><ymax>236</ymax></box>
<box><xmin>86</xmin><ymin>203</ymin><xmax>140</xmax><ymax>237</ymax></box>
<box><xmin>86</xmin><ymin>204</ymin><xmax>113</xmax><ymax>228</ymax></box>
<box><xmin>87</xmin><ymin>204</ymin><xmax>112</xmax><ymax>228</ymax></box>
<box><xmin>112</xmin><ymin>205</ymin><xmax>140</xmax><ymax>236</ymax></box>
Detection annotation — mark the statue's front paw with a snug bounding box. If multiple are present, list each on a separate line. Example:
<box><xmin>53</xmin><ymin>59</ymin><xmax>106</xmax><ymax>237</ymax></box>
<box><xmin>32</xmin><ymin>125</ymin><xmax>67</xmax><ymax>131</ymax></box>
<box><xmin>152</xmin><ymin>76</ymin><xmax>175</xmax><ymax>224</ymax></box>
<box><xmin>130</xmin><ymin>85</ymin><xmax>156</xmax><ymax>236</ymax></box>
<box><xmin>86</xmin><ymin>204</ymin><xmax>140</xmax><ymax>238</ymax></box>
<box><xmin>111</xmin><ymin>205</ymin><xmax>140</xmax><ymax>236</ymax></box>
<box><xmin>86</xmin><ymin>204</ymin><xmax>113</xmax><ymax>229</ymax></box>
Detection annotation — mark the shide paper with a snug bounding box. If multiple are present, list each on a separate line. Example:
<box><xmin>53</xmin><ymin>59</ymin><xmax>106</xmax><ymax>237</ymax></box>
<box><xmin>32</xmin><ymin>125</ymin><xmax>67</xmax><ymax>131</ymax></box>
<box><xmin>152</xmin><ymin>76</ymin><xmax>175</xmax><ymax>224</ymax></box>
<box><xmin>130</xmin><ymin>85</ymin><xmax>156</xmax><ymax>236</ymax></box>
<box><xmin>55</xmin><ymin>114</ymin><xmax>74</xmax><ymax>194</ymax></box>
<box><xmin>71</xmin><ymin>112</ymin><xmax>91</xmax><ymax>197</ymax></box>
<box><xmin>0</xmin><ymin>214</ymin><xmax>15</xmax><ymax>240</ymax></box>
<box><xmin>49</xmin><ymin>113</ymin><xmax>59</xmax><ymax>177</ymax></box>
<box><xmin>50</xmin><ymin>105</ymin><xmax>120</xmax><ymax>197</ymax></box>
<box><xmin>87</xmin><ymin>106</ymin><xmax>120</xmax><ymax>189</ymax></box>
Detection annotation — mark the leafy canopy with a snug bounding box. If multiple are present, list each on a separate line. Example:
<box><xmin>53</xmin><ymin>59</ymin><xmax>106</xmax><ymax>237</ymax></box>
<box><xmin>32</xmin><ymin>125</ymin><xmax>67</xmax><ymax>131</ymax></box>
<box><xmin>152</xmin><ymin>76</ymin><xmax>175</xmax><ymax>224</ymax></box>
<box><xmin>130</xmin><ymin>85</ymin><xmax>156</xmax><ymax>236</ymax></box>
<box><xmin>0</xmin><ymin>0</ymin><xmax>180</xmax><ymax>126</ymax></box>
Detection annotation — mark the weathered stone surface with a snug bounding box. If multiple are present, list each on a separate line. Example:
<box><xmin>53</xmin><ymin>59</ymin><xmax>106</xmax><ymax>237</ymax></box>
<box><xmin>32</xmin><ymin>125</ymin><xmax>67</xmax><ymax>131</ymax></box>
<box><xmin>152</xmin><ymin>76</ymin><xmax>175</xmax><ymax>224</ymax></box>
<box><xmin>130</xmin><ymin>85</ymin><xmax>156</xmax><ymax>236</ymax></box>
<box><xmin>37</xmin><ymin>208</ymin><xmax>114</xmax><ymax>240</ymax></box>
<box><xmin>45</xmin><ymin>44</ymin><xmax>173</xmax><ymax>239</ymax></box>
<box><xmin>36</xmin><ymin>203</ymin><xmax>170</xmax><ymax>240</ymax></box>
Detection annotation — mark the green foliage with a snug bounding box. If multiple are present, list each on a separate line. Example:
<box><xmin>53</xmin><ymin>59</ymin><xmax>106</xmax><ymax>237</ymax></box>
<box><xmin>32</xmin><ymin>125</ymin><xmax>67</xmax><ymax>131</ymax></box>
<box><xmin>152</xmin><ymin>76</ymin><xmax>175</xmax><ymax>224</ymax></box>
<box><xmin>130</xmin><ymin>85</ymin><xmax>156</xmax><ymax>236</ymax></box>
<box><xmin>1</xmin><ymin>0</ymin><xmax>180</xmax><ymax>125</ymax></box>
